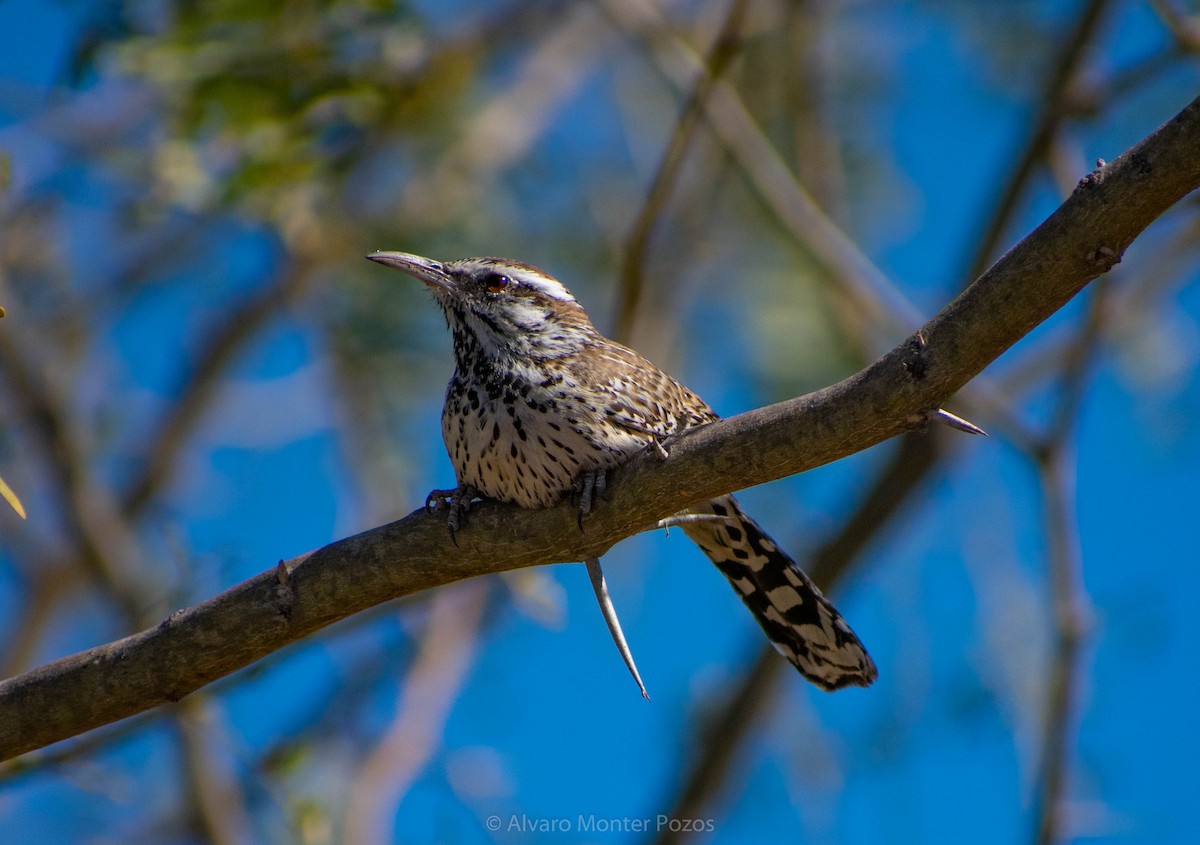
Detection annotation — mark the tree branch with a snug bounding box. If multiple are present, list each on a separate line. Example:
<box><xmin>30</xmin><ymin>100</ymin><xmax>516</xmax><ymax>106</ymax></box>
<box><xmin>1</xmin><ymin>94</ymin><xmax>1198</xmax><ymax>762</ymax></box>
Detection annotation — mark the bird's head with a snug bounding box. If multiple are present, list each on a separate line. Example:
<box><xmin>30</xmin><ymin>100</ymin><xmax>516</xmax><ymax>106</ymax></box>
<box><xmin>366</xmin><ymin>251</ymin><xmax>596</xmax><ymax>361</ymax></box>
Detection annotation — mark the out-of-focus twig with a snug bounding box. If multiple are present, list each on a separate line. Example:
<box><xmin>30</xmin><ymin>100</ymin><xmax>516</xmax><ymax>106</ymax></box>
<box><xmin>120</xmin><ymin>261</ymin><xmax>313</xmax><ymax>518</ymax></box>
<box><xmin>612</xmin><ymin>0</ymin><xmax>751</xmax><ymax>341</ymax></box>
<box><xmin>0</xmin><ymin>570</ymin><xmax>81</xmax><ymax>678</ymax></box>
<box><xmin>343</xmin><ymin>582</ymin><xmax>488</xmax><ymax>845</ymax></box>
<box><xmin>177</xmin><ymin>698</ymin><xmax>255</xmax><ymax>845</ymax></box>
<box><xmin>398</xmin><ymin>3</ymin><xmax>621</xmax><ymax>224</ymax></box>
<box><xmin>1030</xmin><ymin>428</ymin><xmax>1089</xmax><ymax>845</ymax></box>
<box><xmin>599</xmin><ymin>0</ymin><xmax>914</xmax><ymax>344</ymax></box>
<box><xmin>1097</xmin><ymin>42</ymin><xmax>1199</xmax><ymax>108</ymax></box>
<box><xmin>962</xmin><ymin>0</ymin><xmax>1114</xmax><ymax>283</ymax></box>
<box><xmin>1029</xmin><ymin>289</ymin><xmax>1105</xmax><ymax>845</ymax></box>
<box><xmin>0</xmin><ymin>329</ymin><xmax>143</xmax><ymax>621</ymax></box>
<box><xmin>1148</xmin><ymin>0</ymin><xmax>1200</xmax><ymax>49</ymax></box>
<box><xmin>782</xmin><ymin>0</ymin><xmax>850</xmax><ymax>220</ymax></box>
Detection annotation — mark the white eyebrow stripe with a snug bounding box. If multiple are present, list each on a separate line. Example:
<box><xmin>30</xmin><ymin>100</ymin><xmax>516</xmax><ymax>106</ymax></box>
<box><xmin>519</xmin><ymin>272</ymin><xmax>574</xmax><ymax>302</ymax></box>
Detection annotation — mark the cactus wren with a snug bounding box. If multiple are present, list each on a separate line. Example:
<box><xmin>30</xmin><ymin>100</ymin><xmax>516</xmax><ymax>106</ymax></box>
<box><xmin>367</xmin><ymin>251</ymin><xmax>876</xmax><ymax>691</ymax></box>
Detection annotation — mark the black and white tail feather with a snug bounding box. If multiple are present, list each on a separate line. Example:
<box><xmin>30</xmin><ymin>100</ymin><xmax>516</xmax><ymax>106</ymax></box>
<box><xmin>683</xmin><ymin>495</ymin><xmax>876</xmax><ymax>690</ymax></box>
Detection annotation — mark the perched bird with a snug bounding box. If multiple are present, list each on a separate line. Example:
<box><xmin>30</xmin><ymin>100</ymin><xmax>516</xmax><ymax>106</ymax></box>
<box><xmin>367</xmin><ymin>251</ymin><xmax>877</xmax><ymax>692</ymax></box>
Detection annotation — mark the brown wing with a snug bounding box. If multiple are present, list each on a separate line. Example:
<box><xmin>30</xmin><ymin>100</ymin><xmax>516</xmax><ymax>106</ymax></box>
<box><xmin>568</xmin><ymin>337</ymin><xmax>718</xmax><ymax>440</ymax></box>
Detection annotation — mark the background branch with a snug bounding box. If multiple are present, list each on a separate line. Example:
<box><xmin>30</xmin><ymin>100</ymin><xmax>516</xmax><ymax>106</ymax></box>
<box><xmin>612</xmin><ymin>0</ymin><xmax>750</xmax><ymax>340</ymax></box>
<box><xmin>962</xmin><ymin>0</ymin><xmax>1114</xmax><ymax>282</ymax></box>
<box><xmin>1028</xmin><ymin>288</ymin><xmax>1106</xmax><ymax>845</ymax></box>
<box><xmin>119</xmin><ymin>261</ymin><xmax>314</xmax><ymax>519</ymax></box>
<box><xmin>343</xmin><ymin>582</ymin><xmax>488</xmax><ymax>845</ymax></box>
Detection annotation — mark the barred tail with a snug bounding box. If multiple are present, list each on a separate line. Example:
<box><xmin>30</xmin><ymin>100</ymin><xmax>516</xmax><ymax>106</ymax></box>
<box><xmin>680</xmin><ymin>495</ymin><xmax>877</xmax><ymax>691</ymax></box>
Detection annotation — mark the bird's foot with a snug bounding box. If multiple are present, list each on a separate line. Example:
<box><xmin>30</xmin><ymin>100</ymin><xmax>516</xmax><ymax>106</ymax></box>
<box><xmin>425</xmin><ymin>484</ymin><xmax>479</xmax><ymax>543</ymax></box>
<box><xmin>572</xmin><ymin>469</ymin><xmax>608</xmax><ymax>531</ymax></box>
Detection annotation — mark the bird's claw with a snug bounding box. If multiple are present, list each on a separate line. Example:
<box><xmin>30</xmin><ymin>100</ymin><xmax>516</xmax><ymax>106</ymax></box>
<box><xmin>573</xmin><ymin>469</ymin><xmax>608</xmax><ymax>530</ymax></box>
<box><xmin>425</xmin><ymin>485</ymin><xmax>478</xmax><ymax>543</ymax></box>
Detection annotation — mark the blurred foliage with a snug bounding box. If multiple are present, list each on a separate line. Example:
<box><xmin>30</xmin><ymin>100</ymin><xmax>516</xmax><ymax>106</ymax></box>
<box><xmin>90</xmin><ymin>0</ymin><xmax>482</xmax><ymax>244</ymax></box>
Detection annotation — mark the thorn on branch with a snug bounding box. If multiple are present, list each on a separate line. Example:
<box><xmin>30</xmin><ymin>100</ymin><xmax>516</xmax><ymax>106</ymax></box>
<box><xmin>922</xmin><ymin>407</ymin><xmax>989</xmax><ymax>437</ymax></box>
<box><xmin>654</xmin><ymin>512</ymin><xmax>741</xmax><ymax>537</ymax></box>
<box><xmin>585</xmin><ymin>557</ymin><xmax>649</xmax><ymax>700</ymax></box>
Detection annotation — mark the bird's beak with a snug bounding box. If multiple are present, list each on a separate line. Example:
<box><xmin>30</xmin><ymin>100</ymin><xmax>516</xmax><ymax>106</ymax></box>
<box><xmin>366</xmin><ymin>251</ymin><xmax>454</xmax><ymax>292</ymax></box>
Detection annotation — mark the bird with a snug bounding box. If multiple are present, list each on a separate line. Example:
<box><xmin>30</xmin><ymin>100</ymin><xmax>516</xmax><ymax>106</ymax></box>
<box><xmin>367</xmin><ymin>251</ymin><xmax>877</xmax><ymax>692</ymax></box>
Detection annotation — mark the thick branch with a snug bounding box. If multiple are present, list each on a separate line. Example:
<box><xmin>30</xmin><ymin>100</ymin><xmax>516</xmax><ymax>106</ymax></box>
<box><xmin>2</xmin><ymin>95</ymin><xmax>1198</xmax><ymax>762</ymax></box>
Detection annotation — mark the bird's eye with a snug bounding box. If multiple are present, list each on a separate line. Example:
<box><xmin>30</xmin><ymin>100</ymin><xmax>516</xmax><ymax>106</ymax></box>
<box><xmin>483</xmin><ymin>273</ymin><xmax>511</xmax><ymax>294</ymax></box>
